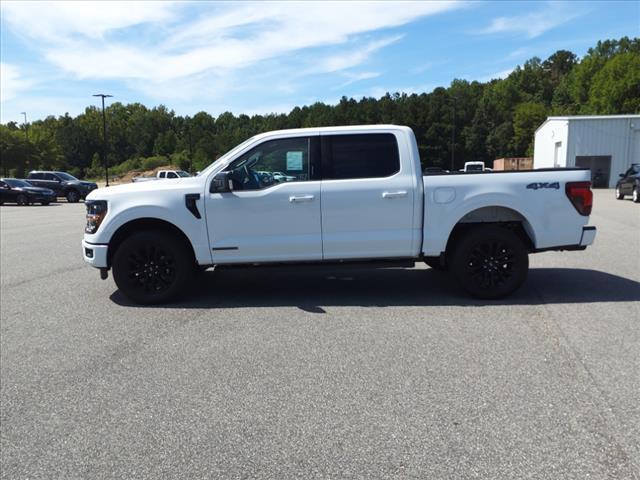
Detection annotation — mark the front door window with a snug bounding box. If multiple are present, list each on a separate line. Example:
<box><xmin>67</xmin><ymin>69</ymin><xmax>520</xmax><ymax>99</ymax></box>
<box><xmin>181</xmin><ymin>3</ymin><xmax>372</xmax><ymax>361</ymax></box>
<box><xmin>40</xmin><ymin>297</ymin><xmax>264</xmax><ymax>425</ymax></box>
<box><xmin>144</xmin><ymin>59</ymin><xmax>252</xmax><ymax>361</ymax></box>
<box><xmin>226</xmin><ymin>137</ymin><xmax>311</xmax><ymax>190</ymax></box>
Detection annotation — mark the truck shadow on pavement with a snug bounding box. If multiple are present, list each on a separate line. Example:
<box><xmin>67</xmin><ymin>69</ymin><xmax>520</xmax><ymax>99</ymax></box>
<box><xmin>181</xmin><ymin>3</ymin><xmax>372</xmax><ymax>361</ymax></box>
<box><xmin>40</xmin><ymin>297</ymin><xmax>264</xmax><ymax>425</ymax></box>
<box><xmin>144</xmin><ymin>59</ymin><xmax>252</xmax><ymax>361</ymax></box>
<box><xmin>110</xmin><ymin>266</ymin><xmax>640</xmax><ymax>311</ymax></box>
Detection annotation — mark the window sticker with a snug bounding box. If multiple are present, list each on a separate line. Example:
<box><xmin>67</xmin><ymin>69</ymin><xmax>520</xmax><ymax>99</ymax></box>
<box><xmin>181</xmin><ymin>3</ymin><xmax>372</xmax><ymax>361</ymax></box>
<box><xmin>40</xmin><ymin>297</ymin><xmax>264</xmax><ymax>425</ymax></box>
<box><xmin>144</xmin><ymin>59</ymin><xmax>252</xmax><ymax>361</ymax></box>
<box><xmin>286</xmin><ymin>151</ymin><xmax>303</xmax><ymax>171</ymax></box>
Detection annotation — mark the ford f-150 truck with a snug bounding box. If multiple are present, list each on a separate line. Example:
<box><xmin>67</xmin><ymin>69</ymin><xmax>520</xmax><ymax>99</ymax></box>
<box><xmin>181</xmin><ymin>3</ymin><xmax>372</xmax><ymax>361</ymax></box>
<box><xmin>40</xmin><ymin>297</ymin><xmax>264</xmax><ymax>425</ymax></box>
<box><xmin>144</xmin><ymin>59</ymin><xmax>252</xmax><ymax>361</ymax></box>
<box><xmin>82</xmin><ymin>125</ymin><xmax>596</xmax><ymax>304</ymax></box>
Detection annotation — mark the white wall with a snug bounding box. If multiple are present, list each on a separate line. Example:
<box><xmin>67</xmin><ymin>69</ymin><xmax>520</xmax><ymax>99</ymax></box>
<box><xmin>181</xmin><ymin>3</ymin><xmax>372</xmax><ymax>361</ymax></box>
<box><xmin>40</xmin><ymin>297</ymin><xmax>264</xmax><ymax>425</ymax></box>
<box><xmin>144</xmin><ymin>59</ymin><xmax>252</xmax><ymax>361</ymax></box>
<box><xmin>567</xmin><ymin>117</ymin><xmax>638</xmax><ymax>187</ymax></box>
<box><xmin>534</xmin><ymin>120</ymin><xmax>568</xmax><ymax>168</ymax></box>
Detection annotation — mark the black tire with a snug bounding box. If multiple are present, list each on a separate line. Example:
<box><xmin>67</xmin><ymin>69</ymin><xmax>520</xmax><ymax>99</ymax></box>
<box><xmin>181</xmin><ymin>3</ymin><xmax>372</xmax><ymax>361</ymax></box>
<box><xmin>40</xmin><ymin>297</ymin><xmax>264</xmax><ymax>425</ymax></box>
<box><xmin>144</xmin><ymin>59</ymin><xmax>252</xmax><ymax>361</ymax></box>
<box><xmin>615</xmin><ymin>187</ymin><xmax>624</xmax><ymax>200</ymax></box>
<box><xmin>424</xmin><ymin>257</ymin><xmax>447</xmax><ymax>271</ymax></box>
<box><xmin>112</xmin><ymin>230</ymin><xmax>194</xmax><ymax>305</ymax></box>
<box><xmin>450</xmin><ymin>225</ymin><xmax>529</xmax><ymax>299</ymax></box>
<box><xmin>66</xmin><ymin>189</ymin><xmax>80</xmax><ymax>203</ymax></box>
<box><xmin>633</xmin><ymin>186</ymin><xmax>639</xmax><ymax>203</ymax></box>
<box><xmin>16</xmin><ymin>194</ymin><xmax>28</xmax><ymax>206</ymax></box>
<box><xmin>41</xmin><ymin>201</ymin><xmax>50</xmax><ymax>206</ymax></box>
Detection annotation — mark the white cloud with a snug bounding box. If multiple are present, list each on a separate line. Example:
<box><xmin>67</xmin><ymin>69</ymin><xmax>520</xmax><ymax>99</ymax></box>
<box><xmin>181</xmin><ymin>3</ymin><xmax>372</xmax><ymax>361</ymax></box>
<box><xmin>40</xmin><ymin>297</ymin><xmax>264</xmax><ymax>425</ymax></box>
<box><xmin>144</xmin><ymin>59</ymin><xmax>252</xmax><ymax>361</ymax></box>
<box><xmin>338</xmin><ymin>72</ymin><xmax>381</xmax><ymax>88</ymax></box>
<box><xmin>318</xmin><ymin>35</ymin><xmax>403</xmax><ymax>73</ymax></box>
<box><xmin>477</xmin><ymin>68</ymin><xmax>513</xmax><ymax>82</ymax></box>
<box><xmin>0</xmin><ymin>1</ymin><xmax>177</xmax><ymax>41</ymax></box>
<box><xmin>3</xmin><ymin>1</ymin><xmax>462</xmax><ymax>85</ymax></box>
<box><xmin>0</xmin><ymin>63</ymin><xmax>34</xmax><ymax>103</ymax></box>
<box><xmin>0</xmin><ymin>0</ymin><xmax>463</xmax><ymax>116</ymax></box>
<box><xmin>478</xmin><ymin>2</ymin><xmax>585</xmax><ymax>39</ymax></box>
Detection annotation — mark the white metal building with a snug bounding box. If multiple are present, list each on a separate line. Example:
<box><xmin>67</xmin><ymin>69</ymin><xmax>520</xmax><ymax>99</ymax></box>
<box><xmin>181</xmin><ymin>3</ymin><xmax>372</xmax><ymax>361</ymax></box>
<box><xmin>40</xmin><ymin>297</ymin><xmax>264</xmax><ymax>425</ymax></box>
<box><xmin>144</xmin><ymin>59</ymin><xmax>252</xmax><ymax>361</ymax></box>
<box><xmin>534</xmin><ymin>114</ymin><xmax>640</xmax><ymax>188</ymax></box>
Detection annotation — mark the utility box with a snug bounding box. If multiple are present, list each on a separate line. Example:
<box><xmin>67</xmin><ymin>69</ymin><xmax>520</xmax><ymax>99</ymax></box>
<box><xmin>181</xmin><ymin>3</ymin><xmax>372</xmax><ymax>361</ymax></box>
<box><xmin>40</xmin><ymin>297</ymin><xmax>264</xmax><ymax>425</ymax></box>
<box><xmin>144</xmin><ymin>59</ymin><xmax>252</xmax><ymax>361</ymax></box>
<box><xmin>493</xmin><ymin>157</ymin><xmax>533</xmax><ymax>171</ymax></box>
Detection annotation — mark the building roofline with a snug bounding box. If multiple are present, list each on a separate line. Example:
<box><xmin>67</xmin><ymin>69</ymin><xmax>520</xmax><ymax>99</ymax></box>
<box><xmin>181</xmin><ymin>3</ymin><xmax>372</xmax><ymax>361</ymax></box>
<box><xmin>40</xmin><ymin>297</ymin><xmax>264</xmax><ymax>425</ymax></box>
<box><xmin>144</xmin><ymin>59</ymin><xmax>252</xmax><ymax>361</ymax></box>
<box><xmin>535</xmin><ymin>114</ymin><xmax>640</xmax><ymax>133</ymax></box>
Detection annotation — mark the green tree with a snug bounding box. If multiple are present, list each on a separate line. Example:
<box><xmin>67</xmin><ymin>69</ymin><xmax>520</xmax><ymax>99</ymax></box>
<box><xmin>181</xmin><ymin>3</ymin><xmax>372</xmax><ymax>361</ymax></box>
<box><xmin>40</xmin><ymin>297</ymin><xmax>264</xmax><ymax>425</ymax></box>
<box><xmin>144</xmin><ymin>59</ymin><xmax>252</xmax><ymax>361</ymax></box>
<box><xmin>0</xmin><ymin>36</ymin><xmax>637</xmax><ymax>178</ymax></box>
<box><xmin>512</xmin><ymin>102</ymin><xmax>548</xmax><ymax>155</ymax></box>
<box><xmin>588</xmin><ymin>52</ymin><xmax>640</xmax><ymax>113</ymax></box>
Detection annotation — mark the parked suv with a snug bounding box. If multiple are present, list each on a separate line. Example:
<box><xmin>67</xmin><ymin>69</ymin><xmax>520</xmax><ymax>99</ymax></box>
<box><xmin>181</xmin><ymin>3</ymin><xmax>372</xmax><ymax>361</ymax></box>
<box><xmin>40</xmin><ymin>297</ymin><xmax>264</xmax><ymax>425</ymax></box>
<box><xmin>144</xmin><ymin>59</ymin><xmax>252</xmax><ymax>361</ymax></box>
<box><xmin>27</xmin><ymin>171</ymin><xmax>98</xmax><ymax>203</ymax></box>
<box><xmin>616</xmin><ymin>164</ymin><xmax>640</xmax><ymax>203</ymax></box>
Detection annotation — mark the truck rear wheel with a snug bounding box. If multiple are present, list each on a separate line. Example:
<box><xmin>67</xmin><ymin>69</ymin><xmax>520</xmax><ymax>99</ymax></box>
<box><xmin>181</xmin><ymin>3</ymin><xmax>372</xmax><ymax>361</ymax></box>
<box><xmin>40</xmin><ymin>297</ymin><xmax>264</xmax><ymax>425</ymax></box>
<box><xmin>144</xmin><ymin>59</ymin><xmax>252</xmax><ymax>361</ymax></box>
<box><xmin>112</xmin><ymin>230</ymin><xmax>193</xmax><ymax>304</ymax></box>
<box><xmin>450</xmin><ymin>225</ymin><xmax>528</xmax><ymax>299</ymax></box>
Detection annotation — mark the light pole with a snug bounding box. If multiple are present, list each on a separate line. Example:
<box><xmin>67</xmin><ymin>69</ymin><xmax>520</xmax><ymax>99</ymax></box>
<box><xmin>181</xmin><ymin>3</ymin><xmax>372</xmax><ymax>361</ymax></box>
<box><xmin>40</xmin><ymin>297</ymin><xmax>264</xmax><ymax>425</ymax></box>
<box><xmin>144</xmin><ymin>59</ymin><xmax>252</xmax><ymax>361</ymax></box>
<box><xmin>20</xmin><ymin>112</ymin><xmax>29</xmax><ymax>174</ymax></box>
<box><xmin>20</xmin><ymin>112</ymin><xmax>28</xmax><ymax>141</ymax></box>
<box><xmin>93</xmin><ymin>94</ymin><xmax>113</xmax><ymax>186</ymax></box>
<box><xmin>450</xmin><ymin>96</ymin><xmax>456</xmax><ymax>171</ymax></box>
<box><xmin>187</xmin><ymin>120</ymin><xmax>193</xmax><ymax>175</ymax></box>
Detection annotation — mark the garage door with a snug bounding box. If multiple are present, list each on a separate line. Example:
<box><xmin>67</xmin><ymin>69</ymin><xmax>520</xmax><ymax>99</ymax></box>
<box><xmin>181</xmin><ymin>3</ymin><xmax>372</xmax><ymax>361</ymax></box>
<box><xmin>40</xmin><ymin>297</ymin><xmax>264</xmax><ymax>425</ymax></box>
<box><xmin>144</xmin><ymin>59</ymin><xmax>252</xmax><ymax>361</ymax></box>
<box><xmin>575</xmin><ymin>155</ymin><xmax>611</xmax><ymax>188</ymax></box>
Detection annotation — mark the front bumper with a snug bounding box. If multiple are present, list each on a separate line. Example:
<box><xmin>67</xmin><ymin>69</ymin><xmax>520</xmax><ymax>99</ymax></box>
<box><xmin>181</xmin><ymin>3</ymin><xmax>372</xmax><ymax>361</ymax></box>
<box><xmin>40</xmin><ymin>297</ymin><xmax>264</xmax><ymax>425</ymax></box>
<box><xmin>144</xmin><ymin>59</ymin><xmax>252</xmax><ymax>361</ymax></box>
<box><xmin>82</xmin><ymin>239</ymin><xmax>109</xmax><ymax>268</ymax></box>
<box><xmin>580</xmin><ymin>226</ymin><xmax>597</xmax><ymax>246</ymax></box>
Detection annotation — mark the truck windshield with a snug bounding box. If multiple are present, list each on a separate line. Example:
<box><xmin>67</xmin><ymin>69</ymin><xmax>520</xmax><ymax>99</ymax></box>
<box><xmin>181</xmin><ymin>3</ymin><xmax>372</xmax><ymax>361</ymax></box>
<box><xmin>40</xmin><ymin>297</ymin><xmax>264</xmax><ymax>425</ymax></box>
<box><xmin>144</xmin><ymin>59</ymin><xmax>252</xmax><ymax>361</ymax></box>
<box><xmin>177</xmin><ymin>171</ymin><xmax>190</xmax><ymax>177</ymax></box>
<box><xmin>466</xmin><ymin>165</ymin><xmax>483</xmax><ymax>172</ymax></box>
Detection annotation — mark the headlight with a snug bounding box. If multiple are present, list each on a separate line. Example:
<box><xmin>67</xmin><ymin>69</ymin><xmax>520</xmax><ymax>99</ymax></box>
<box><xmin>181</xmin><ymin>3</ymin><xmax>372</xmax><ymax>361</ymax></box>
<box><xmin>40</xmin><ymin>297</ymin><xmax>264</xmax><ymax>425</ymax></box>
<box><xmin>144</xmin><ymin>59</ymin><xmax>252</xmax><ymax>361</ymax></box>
<box><xmin>85</xmin><ymin>200</ymin><xmax>108</xmax><ymax>234</ymax></box>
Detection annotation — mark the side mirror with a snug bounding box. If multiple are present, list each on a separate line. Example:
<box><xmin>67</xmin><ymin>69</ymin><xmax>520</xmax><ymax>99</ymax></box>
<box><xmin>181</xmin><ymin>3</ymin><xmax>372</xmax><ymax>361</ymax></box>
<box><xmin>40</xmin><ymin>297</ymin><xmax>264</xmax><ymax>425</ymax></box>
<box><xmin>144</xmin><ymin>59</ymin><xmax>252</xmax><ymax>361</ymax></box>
<box><xmin>210</xmin><ymin>171</ymin><xmax>233</xmax><ymax>193</ymax></box>
<box><xmin>620</xmin><ymin>173</ymin><xmax>625</xmax><ymax>178</ymax></box>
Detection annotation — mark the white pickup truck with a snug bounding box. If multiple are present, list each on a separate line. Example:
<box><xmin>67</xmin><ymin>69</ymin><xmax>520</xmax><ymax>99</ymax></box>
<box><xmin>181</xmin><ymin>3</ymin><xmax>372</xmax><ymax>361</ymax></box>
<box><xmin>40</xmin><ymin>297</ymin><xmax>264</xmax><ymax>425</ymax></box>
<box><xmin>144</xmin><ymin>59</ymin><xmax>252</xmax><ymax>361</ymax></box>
<box><xmin>82</xmin><ymin>125</ymin><xmax>596</xmax><ymax>304</ymax></box>
<box><xmin>132</xmin><ymin>169</ymin><xmax>191</xmax><ymax>182</ymax></box>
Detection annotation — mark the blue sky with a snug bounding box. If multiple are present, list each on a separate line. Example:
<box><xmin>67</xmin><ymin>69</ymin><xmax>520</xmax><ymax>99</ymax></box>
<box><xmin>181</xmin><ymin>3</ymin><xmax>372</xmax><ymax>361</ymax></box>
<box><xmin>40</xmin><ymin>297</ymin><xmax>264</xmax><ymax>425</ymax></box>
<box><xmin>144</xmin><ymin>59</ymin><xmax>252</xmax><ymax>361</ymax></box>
<box><xmin>1</xmin><ymin>0</ymin><xmax>638</xmax><ymax>123</ymax></box>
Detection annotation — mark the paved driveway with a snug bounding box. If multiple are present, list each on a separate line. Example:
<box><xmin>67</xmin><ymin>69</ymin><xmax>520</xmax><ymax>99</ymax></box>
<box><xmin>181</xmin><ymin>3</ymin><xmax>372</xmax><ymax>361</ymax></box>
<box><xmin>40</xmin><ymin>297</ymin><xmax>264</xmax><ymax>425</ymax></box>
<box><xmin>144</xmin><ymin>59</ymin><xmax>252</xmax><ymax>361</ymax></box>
<box><xmin>1</xmin><ymin>190</ymin><xmax>638</xmax><ymax>479</ymax></box>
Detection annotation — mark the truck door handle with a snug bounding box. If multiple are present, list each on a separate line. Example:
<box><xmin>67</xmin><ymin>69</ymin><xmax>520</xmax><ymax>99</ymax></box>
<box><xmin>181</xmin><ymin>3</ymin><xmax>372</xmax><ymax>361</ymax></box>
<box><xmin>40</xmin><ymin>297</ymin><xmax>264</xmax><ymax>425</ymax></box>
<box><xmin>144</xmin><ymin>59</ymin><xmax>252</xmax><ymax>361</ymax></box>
<box><xmin>289</xmin><ymin>195</ymin><xmax>315</xmax><ymax>203</ymax></box>
<box><xmin>382</xmin><ymin>190</ymin><xmax>407</xmax><ymax>199</ymax></box>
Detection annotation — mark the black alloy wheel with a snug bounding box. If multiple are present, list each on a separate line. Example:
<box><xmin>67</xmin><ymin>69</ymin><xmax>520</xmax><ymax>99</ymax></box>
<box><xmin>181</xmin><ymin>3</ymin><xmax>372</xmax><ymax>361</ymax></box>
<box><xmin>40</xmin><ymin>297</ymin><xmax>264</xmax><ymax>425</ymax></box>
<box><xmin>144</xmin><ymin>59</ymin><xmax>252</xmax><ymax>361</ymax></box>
<box><xmin>616</xmin><ymin>187</ymin><xmax>624</xmax><ymax>200</ymax></box>
<box><xmin>66</xmin><ymin>189</ymin><xmax>80</xmax><ymax>203</ymax></box>
<box><xmin>112</xmin><ymin>231</ymin><xmax>193</xmax><ymax>304</ymax></box>
<box><xmin>16</xmin><ymin>194</ymin><xmax>29</xmax><ymax>206</ymax></box>
<box><xmin>451</xmin><ymin>225</ymin><xmax>528</xmax><ymax>299</ymax></box>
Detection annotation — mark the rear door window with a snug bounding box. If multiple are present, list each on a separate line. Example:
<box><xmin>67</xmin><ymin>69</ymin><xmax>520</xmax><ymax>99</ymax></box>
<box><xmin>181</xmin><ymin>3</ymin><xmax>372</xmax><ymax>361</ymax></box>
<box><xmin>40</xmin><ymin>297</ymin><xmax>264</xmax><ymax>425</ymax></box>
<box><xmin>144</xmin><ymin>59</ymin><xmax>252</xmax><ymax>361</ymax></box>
<box><xmin>322</xmin><ymin>133</ymin><xmax>400</xmax><ymax>180</ymax></box>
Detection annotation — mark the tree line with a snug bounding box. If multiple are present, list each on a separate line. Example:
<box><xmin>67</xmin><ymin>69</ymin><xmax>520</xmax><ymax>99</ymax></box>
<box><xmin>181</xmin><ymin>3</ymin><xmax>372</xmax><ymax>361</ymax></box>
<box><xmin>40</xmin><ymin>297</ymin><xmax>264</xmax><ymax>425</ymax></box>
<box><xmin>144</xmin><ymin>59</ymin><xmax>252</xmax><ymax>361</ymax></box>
<box><xmin>1</xmin><ymin>37</ymin><xmax>638</xmax><ymax>179</ymax></box>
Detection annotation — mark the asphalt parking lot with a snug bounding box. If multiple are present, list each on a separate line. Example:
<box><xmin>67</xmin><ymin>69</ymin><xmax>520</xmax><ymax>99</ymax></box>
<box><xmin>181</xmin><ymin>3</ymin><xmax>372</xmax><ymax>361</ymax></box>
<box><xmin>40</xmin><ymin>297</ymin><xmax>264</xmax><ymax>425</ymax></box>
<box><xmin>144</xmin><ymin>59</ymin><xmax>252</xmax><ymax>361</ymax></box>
<box><xmin>1</xmin><ymin>190</ymin><xmax>639</xmax><ymax>479</ymax></box>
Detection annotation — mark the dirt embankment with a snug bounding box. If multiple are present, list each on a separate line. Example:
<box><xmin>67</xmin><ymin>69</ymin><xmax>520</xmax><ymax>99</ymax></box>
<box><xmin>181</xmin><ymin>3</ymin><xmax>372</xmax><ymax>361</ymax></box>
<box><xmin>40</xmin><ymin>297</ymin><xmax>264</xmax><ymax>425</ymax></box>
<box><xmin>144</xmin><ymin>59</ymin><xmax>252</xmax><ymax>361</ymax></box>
<box><xmin>96</xmin><ymin>165</ymin><xmax>181</xmax><ymax>187</ymax></box>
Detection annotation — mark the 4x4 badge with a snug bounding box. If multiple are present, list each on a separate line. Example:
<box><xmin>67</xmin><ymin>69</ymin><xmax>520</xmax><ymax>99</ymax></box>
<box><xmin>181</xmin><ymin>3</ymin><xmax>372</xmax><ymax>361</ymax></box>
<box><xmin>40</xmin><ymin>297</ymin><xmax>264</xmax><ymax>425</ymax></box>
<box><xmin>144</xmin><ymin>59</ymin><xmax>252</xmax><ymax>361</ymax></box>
<box><xmin>527</xmin><ymin>182</ymin><xmax>560</xmax><ymax>190</ymax></box>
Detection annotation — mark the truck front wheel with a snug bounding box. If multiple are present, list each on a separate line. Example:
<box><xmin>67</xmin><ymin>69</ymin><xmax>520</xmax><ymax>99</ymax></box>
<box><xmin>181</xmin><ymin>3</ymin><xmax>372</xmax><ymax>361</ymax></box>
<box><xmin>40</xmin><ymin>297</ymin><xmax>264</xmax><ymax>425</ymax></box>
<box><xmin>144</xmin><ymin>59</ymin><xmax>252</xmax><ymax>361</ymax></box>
<box><xmin>112</xmin><ymin>230</ymin><xmax>193</xmax><ymax>304</ymax></box>
<box><xmin>450</xmin><ymin>225</ymin><xmax>528</xmax><ymax>299</ymax></box>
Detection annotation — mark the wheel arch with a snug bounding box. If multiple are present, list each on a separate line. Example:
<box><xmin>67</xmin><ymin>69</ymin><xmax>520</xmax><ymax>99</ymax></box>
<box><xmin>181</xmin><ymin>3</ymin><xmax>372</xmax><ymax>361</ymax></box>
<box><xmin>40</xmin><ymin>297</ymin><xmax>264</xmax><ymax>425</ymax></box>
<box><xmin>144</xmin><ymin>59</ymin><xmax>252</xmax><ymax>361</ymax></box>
<box><xmin>444</xmin><ymin>205</ymin><xmax>537</xmax><ymax>258</ymax></box>
<box><xmin>107</xmin><ymin>217</ymin><xmax>197</xmax><ymax>267</ymax></box>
